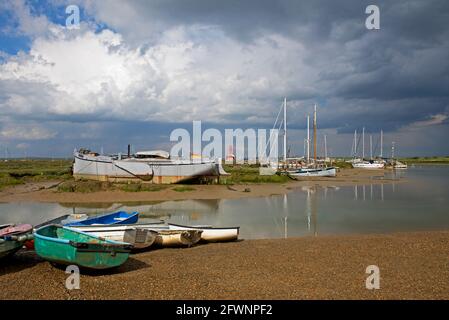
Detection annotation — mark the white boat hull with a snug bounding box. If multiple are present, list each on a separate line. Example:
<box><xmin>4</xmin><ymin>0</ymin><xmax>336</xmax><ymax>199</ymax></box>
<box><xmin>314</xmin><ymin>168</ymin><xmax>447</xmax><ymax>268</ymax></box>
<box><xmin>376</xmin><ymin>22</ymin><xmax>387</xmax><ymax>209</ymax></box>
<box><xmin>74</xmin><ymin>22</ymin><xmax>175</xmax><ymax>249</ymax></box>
<box><xmin>73</xmin><ymin>152</ymin><xmax>228</xmax><ymax>184</ymax></box>
<box><xmin>167</xmin><ymin>223</ymin><xmax>239</xmax><ymax>242</ymax></box>
<box><xmin>71</xmin><ymin>226</ymin><xmax>158</xmax><ymax>249</ymax></box>
<box><xmin>152</xmin><ymin>229</ymin><xmax>203</xmax><ymax>247</ymax></box>
<box><xmin>352</xmin><ymin>162</ymin><xmax>384</xmax><ymax>169</ymax></box>
<box><xmin>289</xmin><ymin>167</ymin><xmax>337</xmax><ymax>178</ymax></box>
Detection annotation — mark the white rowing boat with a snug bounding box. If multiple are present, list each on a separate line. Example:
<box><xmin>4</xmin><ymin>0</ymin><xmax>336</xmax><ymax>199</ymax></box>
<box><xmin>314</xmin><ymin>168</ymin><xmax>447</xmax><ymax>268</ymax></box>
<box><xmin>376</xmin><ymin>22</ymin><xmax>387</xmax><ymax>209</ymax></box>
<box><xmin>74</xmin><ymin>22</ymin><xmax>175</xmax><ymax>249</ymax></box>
<box><xmin>70</xmin><ymin>225</ymin><xmax>158</xmax><ymax>249</ymax></box>
<box><xmin>289</xmin><ymin>167</ymin><xmax>337</xmax><ymax>178</ymax></box>
<box><xmin>73</xmin><ymin>223</ymin><xmax>202</xmax><ymax>248</ymax></box>
<box><xmin>167</xmin><ymin>223</ymin><xmax>239</xmax><ymax>242</ymax></box>
<box><xmin>152</xmin><ymin>229</ymin><xmax>203</xmax><ymax>247</ymax></box>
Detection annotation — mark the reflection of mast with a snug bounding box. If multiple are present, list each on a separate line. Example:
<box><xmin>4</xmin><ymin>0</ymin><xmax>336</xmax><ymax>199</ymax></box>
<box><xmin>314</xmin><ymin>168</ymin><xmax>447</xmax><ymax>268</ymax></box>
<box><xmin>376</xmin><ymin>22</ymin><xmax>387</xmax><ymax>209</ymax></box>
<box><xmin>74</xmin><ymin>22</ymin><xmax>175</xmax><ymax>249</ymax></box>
<box><xmin>283</xmin><ymin>194</ymin><xmax>288</xmax><ymax>239</ymax></box>
<box><xmin>381</xmin><ymin>183</ymin><xmax>384</xmax><ymax>201</ymax></box>
<box><xmin>306</xmin><ymin>188</ymin><xmax>311</xmax><ymax>231</ymax></box>
<box><xmin>311</xmin><ymin>186</ymin><xmax>317</xmax><ymax>237</ymax></box>
<box><xmin>363</xmin><ymin>185</ymin><xmax>366</xmax><ymax>201</ymax></box>
<box><xmin>370</xmin><ymin>184</ymin><xmax>373</xmax><ymax>200</ymax></box>
<box><xmin>354</xmin><ymin>185</ymin><xmax>358</xmax><ymax>200</ymax></box>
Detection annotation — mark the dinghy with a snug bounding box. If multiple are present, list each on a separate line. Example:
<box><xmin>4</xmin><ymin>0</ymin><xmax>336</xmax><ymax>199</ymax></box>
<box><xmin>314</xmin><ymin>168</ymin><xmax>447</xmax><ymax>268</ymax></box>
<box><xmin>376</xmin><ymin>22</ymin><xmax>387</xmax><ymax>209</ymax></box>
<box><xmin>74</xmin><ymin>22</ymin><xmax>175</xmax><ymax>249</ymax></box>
<box><xmin>152</xmin><ymin>229</ymin><xmax>203</xmax><ymax>247</ymax></box>
<box><xmin>126</xmin><ymin>222</ymin><xmax>239</xmax><ymax>243</ymax></box>
<box><xmin>34</xmin><ymin>225</ymin><xmax>132</xmax><ymax>269</ymax></box>
<box><xmin>25</xmin><ymin>214</ymin><xmax>89</xmax><ymax>250</ymax></box>
<box><xmin>65</xmin><ymin>211</ymin><xmax>139</xmax><ymax>226</ymax></box>
<box><xmin>167</xmin><ymin>223</ymin><xmax>239</xmax><ymax>242</ymax></box>
<box><xmin>0</xmin><ymin>224</ymin><xmax>33</xmax><ymax>259</ymax></box>
<box><xmin>69</xmin><ymin>225</ymin><xmax>158</xmax><ymax>249</ymax></box>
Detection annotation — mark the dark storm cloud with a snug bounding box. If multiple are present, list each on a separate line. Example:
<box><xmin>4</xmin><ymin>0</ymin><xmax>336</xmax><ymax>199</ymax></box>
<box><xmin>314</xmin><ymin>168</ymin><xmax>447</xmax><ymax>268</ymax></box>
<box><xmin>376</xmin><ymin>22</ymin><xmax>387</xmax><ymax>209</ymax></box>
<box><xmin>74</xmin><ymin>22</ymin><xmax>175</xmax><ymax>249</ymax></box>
<box><xmin>2</xmin><ymin>0</ymin><xmax>449</xmax><ymax>156</ymax></box>
<box><xmin>110</xmin><ymin>0</ymin><xmax>449</xmax><ymax>126</ymax></box>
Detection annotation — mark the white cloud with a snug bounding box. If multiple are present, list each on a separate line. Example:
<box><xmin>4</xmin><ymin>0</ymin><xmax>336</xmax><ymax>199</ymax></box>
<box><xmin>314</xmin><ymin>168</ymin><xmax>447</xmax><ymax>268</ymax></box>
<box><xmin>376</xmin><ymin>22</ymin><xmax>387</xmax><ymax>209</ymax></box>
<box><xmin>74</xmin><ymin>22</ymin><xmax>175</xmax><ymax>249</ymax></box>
<box><xmin>0</xmin><ymin>123</ymin><xmax>57</xmax><ymax>140</ymax></box>
<box><xmin>0</xmin><ymin>21</ymin><xmax>316</xmax><ymax>124</ymax></box>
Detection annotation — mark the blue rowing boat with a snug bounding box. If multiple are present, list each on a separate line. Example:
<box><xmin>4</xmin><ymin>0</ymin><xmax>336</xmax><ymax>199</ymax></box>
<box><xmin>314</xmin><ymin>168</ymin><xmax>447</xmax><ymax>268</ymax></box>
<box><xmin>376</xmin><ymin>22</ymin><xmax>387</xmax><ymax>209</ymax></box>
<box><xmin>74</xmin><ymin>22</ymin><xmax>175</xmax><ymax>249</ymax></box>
<box><xmin>64</xmin><ymin>211</ymin><xmax>139</xmax><ymax>226</ymax></box>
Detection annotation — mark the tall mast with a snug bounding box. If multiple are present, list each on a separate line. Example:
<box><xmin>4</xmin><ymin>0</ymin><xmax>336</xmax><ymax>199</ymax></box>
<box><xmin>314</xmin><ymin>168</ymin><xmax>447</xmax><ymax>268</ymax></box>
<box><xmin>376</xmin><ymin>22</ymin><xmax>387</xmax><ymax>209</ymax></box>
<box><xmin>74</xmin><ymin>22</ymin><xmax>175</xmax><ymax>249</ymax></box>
<box><xmin>370</xmin><ymin>135</ymin><xmax>373</xmax><ymax>159</ymax></box>
<box><xmin>362</xmin><ymin>127</ymin><xmax>365</xmax><ymax>160</ymax></box>
<box><xmin>307</xmin><ymin>114</ymin><xmax>310</xmax><ymax>164</ymax></box>
<box><xmin>324</xmin><ymin>134</ymin><xmax>327</xmax><ymax>164</ymax></box>
<box><xmin>354</xmin><ymin>129</ymin><xmax>357</xmax><ymax>157</ymax></box>
<box><xmin>380</xmin><ymin>129</ymin><xmax>383</xmax><ymax>158</ymax></box>
<box><xmin>283</xmin><ymin>97</ymin><xmax>287</xmax><ymax>163</ymax></box>
<box><xmin>391</xmin><ymin>141</ymin><xmax>395</xmax><ymax>160</ymax></box>
<box><xmin>313</xmin><ymin>104</ymin><xmax>317</xmax><ymax>168</ymax></box>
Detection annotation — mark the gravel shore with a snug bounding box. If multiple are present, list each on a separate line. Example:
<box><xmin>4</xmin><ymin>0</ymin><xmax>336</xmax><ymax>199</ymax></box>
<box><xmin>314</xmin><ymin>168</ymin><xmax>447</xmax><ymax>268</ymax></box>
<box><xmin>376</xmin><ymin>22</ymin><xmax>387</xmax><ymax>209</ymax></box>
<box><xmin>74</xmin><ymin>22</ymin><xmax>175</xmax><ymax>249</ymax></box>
<box><xmin>1</xmin><ymin>231</ymin><xmax>447</xmax><ymax>300</ymax></box>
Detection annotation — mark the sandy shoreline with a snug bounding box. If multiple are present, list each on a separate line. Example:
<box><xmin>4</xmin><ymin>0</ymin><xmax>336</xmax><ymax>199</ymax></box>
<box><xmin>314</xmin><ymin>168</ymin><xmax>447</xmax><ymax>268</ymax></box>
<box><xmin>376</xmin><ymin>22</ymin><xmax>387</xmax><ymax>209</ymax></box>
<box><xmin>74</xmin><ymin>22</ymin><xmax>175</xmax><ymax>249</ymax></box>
<box><xmin>0</xmin><ymin>231</ymin><xmax>447</xmax><ymax>300</ymax></box>
<box><xmin>0</xmin><ymin>168</ymin><xmax>401</xmax><ymax>204</ymax></box>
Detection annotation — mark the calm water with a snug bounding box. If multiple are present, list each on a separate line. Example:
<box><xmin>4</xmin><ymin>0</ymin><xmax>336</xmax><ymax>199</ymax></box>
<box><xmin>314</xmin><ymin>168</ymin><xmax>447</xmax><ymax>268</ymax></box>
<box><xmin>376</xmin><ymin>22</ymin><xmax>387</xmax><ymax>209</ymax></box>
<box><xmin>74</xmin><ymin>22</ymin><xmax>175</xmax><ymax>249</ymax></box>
<box><xmin>1</xmin><ymin>166</ymin><xmax>448</xmax><ymax>239</ymax></box>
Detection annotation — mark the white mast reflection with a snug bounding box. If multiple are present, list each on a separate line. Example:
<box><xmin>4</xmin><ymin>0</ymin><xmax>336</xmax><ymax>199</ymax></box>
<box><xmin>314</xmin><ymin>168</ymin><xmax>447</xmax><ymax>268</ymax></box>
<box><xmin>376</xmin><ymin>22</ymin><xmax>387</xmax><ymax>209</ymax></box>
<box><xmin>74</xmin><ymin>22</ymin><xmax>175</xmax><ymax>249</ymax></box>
<box><xmin>306</xmin><ymin>187</ymin><xmax>311</xmax><ymax>231</ymax></box>
<box><xmin>283</xmin><ymin>193</ymin><xmax>288</xmax><ymax>239</ymax></box>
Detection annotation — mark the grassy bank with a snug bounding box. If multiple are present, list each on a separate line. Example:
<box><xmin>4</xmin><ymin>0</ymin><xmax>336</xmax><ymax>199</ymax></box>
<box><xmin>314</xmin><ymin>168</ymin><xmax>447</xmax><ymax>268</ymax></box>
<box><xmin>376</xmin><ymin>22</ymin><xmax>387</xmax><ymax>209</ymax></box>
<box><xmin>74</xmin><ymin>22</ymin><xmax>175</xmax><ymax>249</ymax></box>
<box><xmin>0</xmin><ymin>159</ymin><xmax>352</xmax><ymax>193</ymax></box>
<box><xmin>400</xmin><ymin>156</ymin><xmax>449</xmax><ymax>164</ymax></box>
<box><xmin>220</xmin><ymin>164</ymin><xmax>290</xmax><ymax>184</ymax></box>
<box><xmin>0</xmin><ymin>159</ymin><xmax>72</xmax><ymax>190</ymax></box>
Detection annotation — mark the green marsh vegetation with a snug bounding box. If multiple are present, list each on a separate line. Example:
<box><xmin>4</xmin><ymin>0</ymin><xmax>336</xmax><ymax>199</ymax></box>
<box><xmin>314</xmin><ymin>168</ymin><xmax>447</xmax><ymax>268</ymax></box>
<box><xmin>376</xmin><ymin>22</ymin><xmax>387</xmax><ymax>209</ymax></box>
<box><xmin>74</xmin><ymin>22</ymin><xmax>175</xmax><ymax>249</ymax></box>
<box><xmin>400</xmin><ymin>156</ymin><xmax>449</xmax><ymax>164</ymax></box>
<box><xmin>0</xmin><ymin>159</ymin><xmax>72</xmax><ymax>190</ymax></box>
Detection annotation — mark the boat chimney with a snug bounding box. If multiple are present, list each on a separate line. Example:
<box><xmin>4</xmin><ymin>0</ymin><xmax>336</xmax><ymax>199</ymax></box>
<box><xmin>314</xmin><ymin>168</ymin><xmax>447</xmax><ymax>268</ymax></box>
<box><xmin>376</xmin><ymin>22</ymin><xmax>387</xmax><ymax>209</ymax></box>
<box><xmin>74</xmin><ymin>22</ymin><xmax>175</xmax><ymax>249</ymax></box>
<box><xmin>127</xmin><ymin>144</ymin><xmax>131</xmax><ymax>157</ymax></box>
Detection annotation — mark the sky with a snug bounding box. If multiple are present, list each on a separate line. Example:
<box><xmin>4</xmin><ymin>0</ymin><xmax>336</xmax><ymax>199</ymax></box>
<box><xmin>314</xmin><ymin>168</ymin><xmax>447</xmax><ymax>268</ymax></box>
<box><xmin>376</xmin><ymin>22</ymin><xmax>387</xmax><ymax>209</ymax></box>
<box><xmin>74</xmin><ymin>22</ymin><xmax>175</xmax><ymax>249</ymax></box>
<box><xmin>0</xmin><ymin>0</ymin><xmax>448</xmax><ymax>158</ymax></box>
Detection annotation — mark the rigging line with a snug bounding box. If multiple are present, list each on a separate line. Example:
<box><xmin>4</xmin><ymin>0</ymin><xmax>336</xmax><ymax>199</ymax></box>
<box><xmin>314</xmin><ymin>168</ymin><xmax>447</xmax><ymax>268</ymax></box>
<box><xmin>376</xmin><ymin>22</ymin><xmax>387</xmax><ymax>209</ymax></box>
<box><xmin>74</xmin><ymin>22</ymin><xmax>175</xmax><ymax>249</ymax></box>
<box><xmin>266</xmin><ymin>100</ymin><xmax>287</xmax><ymax>161</ymax></box>
<box><xmin>267</xmin><ymin>101</ymin><xmax>285</xmax><ymax>148</ymax></box>
<box><xmin>268</xmin><ymin>117</ymin><xmax>284</xmax><ymax>159</ymax></box>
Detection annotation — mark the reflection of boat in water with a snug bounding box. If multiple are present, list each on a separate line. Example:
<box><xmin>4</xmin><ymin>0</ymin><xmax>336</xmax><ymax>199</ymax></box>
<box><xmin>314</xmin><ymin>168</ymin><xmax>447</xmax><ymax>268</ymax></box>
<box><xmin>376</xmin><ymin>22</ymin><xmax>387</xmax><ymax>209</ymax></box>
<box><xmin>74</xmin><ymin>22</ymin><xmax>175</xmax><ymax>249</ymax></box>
<box><xmin>138</xmin><ymin>199</ymin><xmax>220</xmax><ymax>219</ymax></box>
<box><xmin>73</xmin><ymin>148</ymin><xmax>229</xmax><ymax>184</ymax></box>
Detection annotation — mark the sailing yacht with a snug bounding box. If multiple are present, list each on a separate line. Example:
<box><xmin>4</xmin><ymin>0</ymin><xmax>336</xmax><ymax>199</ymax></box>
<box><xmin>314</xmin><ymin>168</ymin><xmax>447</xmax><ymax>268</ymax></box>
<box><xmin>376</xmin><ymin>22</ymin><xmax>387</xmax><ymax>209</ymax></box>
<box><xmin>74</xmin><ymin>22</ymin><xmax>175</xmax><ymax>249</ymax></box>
<box><xmin>351</xmin><ymin>128</ymin><xmax>385</xmax><ymax>169</ymax></box>
<box><xmin>289</xmin><ymin>104</ymin><xmax>336</xmax><ymax>178</ymax></box>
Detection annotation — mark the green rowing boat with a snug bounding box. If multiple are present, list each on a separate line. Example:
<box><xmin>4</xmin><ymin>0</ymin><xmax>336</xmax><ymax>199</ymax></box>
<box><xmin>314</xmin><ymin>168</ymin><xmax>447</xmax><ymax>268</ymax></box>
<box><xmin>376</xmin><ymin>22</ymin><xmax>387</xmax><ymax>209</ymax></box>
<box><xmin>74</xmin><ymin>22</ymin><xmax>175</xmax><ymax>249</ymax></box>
<box><xmin>34</xmin><ymin>225</ymin><xmax>133</xmax><ymax>269</ymax></box>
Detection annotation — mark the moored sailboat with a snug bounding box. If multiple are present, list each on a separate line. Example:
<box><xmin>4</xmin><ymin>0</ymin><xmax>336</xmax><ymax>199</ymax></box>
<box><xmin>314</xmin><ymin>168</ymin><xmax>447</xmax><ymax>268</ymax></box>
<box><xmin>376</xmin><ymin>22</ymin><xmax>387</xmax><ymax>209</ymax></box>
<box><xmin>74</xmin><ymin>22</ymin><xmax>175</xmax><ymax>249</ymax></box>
<box><xmin>289</xmin><ymin>104</ymin><xmax>336</xmax><ymax>179</ymax></box>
